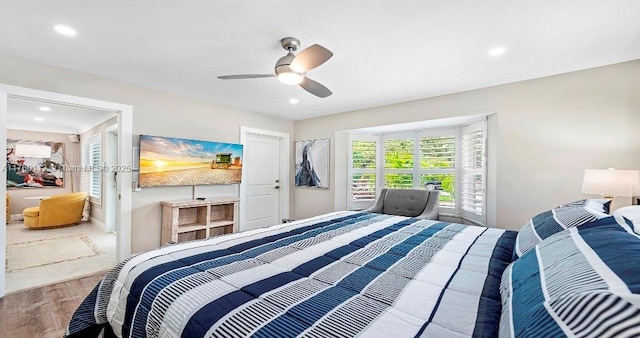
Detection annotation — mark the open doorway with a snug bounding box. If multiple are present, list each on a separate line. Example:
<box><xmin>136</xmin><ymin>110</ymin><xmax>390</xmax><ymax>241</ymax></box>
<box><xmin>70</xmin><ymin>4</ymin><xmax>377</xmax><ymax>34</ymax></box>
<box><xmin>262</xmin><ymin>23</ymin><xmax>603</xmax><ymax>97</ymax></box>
<box><xmin>0</xmin><ymin>85</ymin><xmax>133</xmax><ymax>297</ymax></box>
<box><xmin>4</xmin><ymin>97</ymin><xmax>117</xmax><ymax>293</ymax></box>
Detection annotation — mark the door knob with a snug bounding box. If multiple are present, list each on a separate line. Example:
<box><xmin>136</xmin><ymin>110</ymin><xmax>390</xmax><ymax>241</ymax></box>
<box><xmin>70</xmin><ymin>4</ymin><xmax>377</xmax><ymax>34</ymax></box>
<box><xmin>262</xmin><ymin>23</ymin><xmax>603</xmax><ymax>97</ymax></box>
<box><xmin>274</xmin><ymin>186</ymin><xmax>280</xmax><ymax>189</ymax></box>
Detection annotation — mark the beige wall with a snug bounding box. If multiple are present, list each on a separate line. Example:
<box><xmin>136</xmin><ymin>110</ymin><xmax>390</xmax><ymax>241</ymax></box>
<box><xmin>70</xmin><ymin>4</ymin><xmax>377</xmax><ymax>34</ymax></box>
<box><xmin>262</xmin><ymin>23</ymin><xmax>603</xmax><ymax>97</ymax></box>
<box><xmin>293</xmin><ymin>60</ymin><xmax>640</xmax><ymax>230</ymax></box>
<box><xmin>6</xmin><ymin>129</ymin><xmax>80</xmax><ymax>214</ymax></box>
<box><xmin>0</xmin><ymin>54</ymin><xmax>294</xmax><ymax>253</ymax></box>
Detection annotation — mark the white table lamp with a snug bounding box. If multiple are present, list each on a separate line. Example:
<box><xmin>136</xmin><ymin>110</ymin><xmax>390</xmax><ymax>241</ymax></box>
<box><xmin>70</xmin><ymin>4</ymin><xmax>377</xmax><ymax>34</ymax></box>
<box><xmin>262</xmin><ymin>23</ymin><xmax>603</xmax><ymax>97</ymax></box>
<box><xmin>581</xmin><ymin>168</ymin><xmax>640</xmax><ymax>199</ymax></box>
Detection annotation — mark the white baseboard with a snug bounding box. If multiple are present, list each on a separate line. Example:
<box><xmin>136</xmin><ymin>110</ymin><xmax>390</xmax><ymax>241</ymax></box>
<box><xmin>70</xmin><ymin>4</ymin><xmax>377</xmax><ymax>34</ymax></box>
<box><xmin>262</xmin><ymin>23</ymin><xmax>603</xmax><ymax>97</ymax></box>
<box><xmin>90</xmin><ymin>217</ymin><xmax>107</xmax><ymax>231</ymax></box>
<box><xmin>10</xmin><ymin>213</ymin><xmax>24</xmax><ymax>222</ymax></box>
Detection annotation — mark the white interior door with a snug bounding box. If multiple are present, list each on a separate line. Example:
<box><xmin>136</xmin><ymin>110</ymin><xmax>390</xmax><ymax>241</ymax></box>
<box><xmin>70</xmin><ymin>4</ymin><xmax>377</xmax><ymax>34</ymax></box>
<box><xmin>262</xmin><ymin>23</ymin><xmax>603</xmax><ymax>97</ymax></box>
<box><xmin>244</xmin><ymin>133</ymin><xmax>281</xmax><ymax>231</ymax></box>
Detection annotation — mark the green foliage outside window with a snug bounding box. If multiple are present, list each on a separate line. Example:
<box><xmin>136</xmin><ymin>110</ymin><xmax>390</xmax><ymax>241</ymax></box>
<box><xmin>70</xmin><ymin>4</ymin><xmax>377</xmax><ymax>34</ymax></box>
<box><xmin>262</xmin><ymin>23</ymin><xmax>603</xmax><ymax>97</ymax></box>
<box><xmin>351</xmin><ymin>138</ymin><xmax>457</xmax><ymax>206</ymax></box>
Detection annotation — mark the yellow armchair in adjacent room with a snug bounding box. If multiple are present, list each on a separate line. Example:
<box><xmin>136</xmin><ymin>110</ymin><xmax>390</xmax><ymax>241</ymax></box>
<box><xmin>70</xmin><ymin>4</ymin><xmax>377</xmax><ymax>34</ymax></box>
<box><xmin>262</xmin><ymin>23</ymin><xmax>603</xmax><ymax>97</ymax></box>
<box><xmin>23</xmin><ymin>192</ymin><xmax>88</xmax><ymax>229</ymax></box>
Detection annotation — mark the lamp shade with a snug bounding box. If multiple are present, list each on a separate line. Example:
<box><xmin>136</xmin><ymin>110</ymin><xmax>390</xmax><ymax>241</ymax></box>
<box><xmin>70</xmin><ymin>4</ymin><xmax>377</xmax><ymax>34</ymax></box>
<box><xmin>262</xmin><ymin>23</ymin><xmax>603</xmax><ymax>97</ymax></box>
<box><xmin>14</xmin><ymin>143</ymin><xmax>52</xmax><ymax>158</ymax></box>
<box><xmin>581</xmin><ymin>169</ymin><xmax>640</xmax><ymax>197</ymax></box>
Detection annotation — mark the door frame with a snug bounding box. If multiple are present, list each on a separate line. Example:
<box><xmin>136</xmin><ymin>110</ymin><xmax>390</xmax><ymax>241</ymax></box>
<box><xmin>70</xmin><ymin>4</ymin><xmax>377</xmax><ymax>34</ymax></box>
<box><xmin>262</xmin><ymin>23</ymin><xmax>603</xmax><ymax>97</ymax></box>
<box><xmin>239</xmin><ymin>127</ymin><xmax>290</xmax><ymax>231</ymax></box>
<box><xmin>105</xmin><ymin>124</ymin><xmax>119</xmax><ymax>233</ymax></box>
<box><xmin>0</xmin><ymin>84</ymin><xmax>133</xmax><ymax>298</ymax></box>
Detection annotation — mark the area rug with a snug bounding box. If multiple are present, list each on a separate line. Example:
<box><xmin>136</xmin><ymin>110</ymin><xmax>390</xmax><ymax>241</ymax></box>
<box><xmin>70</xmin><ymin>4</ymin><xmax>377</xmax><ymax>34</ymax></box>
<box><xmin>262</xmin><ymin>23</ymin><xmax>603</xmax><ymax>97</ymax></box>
<box><xmin>6</xmin><ymin>235</ymin><xmax>105</xmax><ymax>272</ymax></box>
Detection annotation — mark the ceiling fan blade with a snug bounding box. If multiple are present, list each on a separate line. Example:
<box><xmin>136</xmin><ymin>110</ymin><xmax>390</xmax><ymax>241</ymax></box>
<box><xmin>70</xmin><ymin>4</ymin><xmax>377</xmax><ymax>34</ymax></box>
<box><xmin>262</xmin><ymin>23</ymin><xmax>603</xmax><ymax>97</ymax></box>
<box><xmin>217</xmin><ymin>74</ymin><xmax>275</xmax><ymax>80</ymax></box>
<box><xmin>290</xmin><ymin>44</ymin><xmax>333</xmax><ymax>72</ymax></box>
<box><xmin>300</xmin><ymin>77</ymin><xmax>332</xmax><ymax>98</ymax></box>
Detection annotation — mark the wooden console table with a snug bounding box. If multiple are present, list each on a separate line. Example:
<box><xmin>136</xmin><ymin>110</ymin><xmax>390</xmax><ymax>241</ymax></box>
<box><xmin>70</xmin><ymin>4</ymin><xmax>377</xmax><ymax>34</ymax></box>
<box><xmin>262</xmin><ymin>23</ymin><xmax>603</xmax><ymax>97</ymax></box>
<box><xmin>161</xmin><ymin>197</ymin><xmax>239</xmax><ymax>244</ymax></box>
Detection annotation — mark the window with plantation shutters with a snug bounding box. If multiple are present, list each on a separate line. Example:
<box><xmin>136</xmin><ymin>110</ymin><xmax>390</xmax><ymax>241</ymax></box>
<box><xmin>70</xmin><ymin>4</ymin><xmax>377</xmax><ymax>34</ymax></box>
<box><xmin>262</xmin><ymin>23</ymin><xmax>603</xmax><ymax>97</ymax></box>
<box><xmin>81</xmin><ymin>133</ymin><xmax>103</xmax><ymax>206</ymax></box>
<box><xmin>348</xmin><ymin>135</ymin><xmax>378</xmax><ymax>210</ymax></box>
<box><xmin>460</xmin><ymin>121</ymin><xmax>486</xmax><ymax>224</ymax></box>
<box><xmin>346</xmin><ymin>117</ymin><xmax>487</xmax><ymax>225</ymax></box>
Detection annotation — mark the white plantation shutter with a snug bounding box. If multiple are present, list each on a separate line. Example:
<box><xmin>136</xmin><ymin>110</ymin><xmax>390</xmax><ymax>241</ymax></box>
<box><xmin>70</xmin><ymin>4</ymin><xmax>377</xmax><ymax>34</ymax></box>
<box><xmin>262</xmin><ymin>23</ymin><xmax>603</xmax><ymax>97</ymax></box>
<box><xmin>383</xmin><ymin>135</ymin><xmax>414</xmax><ymax>189</ymax></box>
<box><xmin>81</xmin><ymin>134</ymin><xmax>103</xmax><ymax>206</ymax></box>
<box><xmin>418</xmin><ymin>132</ymin><xmax>457</xmax><ymax>210</ymax></box>
<box><xmin>460</xmin><ymin>121</ymin><xmax>486</xmax><ymax>224</ymax></box>
<box><xmin>348</xmin><ymin>135</ymin><xmax>378</xmax><ymax>210</ymax></box>
<box><xmin>80</xmin><ymin>145</ymin><xmax>89</xmax><ymax>194</ymax></box>
<box><xmin>419</xmin><ymin>135</ymin><xmax>455</xmax><ymax>169</ymax></box>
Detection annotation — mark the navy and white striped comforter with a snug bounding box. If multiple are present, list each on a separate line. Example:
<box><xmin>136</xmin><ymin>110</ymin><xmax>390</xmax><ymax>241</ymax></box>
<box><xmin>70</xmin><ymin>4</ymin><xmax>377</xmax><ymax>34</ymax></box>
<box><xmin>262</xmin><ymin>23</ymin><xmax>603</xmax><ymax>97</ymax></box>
<box><xmin>66</xmin><ymin>211</ymin><xmax>516</xmax><ymax>338</ymax></box>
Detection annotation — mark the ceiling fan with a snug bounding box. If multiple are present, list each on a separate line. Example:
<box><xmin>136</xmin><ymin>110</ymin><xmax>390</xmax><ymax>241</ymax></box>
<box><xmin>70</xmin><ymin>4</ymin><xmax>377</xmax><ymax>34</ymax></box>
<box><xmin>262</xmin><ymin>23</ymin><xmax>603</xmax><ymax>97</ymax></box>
<box><xmin>218</xmin><ymin>37</ymin><xmax>333</xmax><ymax>98</ymax></box>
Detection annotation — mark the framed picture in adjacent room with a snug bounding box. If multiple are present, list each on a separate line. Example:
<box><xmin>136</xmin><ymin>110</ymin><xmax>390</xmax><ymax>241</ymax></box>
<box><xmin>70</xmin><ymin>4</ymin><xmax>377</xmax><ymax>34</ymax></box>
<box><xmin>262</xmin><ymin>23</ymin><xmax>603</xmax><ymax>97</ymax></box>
<box><xmin>295</xmin><ymin>138</ymin><xmax>329</xmax><ymax>188</ymax></box>
<box><xmin>6</xmin><ymin>140</ymin><xmax>65</xmax><ymax>189</ymax></box>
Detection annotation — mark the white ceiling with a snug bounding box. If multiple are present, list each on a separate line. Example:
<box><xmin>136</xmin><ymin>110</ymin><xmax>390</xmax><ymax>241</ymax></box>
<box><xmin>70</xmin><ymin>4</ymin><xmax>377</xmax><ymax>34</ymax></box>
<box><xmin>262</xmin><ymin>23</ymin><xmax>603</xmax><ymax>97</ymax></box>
<box><xmin>7</xmin><ymin>97</ymin><xmax>116</xmax><ymax>134</ymax></box>
<box><xmin>1</xmin><ymin>1</ymin><xmax>639</xmax><ymax>121</ymax></box>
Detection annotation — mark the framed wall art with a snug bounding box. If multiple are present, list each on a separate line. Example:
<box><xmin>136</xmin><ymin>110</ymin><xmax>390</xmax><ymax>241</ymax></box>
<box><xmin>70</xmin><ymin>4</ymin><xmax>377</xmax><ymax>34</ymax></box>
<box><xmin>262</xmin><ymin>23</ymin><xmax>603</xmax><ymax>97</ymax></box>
<box><xmin>6</xmin><ymin>140</ymin><xmax>65</xmax><ymax>189</ymax></box>
<box><xmin>295</xmin><ymin>138</ymin><xmax>329</xmax><ymax>188</ymax></box>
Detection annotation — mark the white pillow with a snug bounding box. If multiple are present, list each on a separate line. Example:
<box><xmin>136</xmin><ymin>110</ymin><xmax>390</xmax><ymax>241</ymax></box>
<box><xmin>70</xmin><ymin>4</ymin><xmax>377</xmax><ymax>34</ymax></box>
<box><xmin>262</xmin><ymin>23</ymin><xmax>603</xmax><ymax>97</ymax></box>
<box><xmin>612</xmin><ymin>205</ymin><xmax>640</xmax><ymax>234</ymax></box>
<box><xmin>560</xmin><ymin>198</ymin><xmax>611</xmax><ymax>214</ymax></box>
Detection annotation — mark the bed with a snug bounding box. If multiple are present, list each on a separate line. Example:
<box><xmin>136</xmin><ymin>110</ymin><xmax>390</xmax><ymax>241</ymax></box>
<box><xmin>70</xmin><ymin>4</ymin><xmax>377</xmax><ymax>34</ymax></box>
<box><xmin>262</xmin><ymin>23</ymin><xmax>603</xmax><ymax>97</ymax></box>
<box><xmin>66</xmin><ymin>201</ymin><xmax>640</xmax><ymax>338</ymax></box>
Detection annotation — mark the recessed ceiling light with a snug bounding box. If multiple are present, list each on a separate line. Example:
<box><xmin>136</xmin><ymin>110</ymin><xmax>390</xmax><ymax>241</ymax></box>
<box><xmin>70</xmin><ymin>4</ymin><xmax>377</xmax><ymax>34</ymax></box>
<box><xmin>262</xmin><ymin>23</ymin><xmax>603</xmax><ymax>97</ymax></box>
<box><xmin>289</xmin><ymin>98</ymin><xmax>299</xmax><ymax>104</ymax></box>
<box><xmin>488</xmin><ymin>47</ymin><xmax>506</xmax><ymax>56</ymax></box>
<box><xmin>34</xmin><ymin>117</ymin><xmax>44</xmax><ymax>122</ymax></box>
<box><xmin>53</xmin><ymin>25</ymin><xmax>77</xmax><ymax>37</ymax></box>
<box><xmin>39</xmin><ymin>106</ymin><xmax>51</xmax><ymax>111</ymax></box>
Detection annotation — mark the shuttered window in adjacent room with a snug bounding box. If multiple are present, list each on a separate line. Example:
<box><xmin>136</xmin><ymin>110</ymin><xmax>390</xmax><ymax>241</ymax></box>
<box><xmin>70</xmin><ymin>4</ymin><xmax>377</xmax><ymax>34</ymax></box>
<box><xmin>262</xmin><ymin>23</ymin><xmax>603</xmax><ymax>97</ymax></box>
<box><xmin>81</xmin><ymin>133</ymin><xmax>103</xmax><ymax>206</ymax></box>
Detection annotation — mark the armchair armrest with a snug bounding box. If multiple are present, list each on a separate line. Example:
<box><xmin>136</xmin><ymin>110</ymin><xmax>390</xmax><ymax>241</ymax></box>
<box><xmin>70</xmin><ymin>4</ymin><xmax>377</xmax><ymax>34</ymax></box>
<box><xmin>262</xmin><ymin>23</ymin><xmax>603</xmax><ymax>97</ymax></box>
<box><xmin>362</xmin><ymin>189</ymin><xmax>387</xmax><ymax>214</ymax></box>
<box><xmin>416</xmin><ymin>190</ymin><xmax>440</xmax><ymax>220</ymax></box>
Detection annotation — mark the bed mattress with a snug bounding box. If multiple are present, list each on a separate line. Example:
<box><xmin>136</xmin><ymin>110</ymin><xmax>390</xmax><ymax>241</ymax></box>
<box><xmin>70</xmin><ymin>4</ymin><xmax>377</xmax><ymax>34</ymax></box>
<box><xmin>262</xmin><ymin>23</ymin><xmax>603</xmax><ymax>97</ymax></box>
<box><xmin>66</xmin><ymin>211</ymin><xmax>516</xmax><ymax>338</ymax></box>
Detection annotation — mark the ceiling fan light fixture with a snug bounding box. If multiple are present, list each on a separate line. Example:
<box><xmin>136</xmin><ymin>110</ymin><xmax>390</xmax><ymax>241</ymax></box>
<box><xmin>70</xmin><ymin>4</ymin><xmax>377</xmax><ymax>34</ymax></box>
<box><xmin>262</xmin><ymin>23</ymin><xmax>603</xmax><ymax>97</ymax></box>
<box><xmin>277</xmin><ymin>72</ymin><xmax>304</xmax><ymax>85</ymax></box>
<box><xmin>276</xmin><ymin>68</ymin><xmax>305</xmax><ymax>85</ymax></box>
<box><xmin>218</xmin><ymin>37</ymin><xmax>333</xmax><ymax>97</ymax></box>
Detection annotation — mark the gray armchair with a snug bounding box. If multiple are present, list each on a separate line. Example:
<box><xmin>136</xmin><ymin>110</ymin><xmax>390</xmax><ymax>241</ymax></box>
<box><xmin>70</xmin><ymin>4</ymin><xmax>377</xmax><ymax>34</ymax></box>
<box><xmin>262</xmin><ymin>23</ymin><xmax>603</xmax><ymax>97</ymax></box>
<box><xmin>363</xmin><ymin>188</ymin><xmax>439</xmax><ymax>220</ymax></box>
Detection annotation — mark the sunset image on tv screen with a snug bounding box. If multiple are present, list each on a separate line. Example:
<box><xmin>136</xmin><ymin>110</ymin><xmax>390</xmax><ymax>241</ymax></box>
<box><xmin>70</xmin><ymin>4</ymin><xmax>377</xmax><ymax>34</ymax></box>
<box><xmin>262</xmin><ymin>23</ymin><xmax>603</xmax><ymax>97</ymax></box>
<box><xmin>139</xmin><ymin>135</ymin><xmax>243</xmax><ymax>187</ymax></box>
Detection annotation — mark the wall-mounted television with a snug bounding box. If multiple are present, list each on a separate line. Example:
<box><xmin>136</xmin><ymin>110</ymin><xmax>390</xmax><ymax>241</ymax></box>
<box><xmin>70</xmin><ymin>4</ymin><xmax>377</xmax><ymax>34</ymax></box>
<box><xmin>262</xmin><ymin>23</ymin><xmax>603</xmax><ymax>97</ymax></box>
<box><xmin>138</xmin><ymin>135</ymin><xmax>243</xmax><ymax>188</ymax></box>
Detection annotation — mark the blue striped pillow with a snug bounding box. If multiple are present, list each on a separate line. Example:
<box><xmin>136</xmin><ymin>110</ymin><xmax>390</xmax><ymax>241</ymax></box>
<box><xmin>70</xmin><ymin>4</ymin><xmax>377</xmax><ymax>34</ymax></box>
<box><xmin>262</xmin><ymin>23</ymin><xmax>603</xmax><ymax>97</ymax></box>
<box><xmin>513</xmin><ymin>200</ymin><xmax>611</xmax><ymax>259</ymax></box>
<box><xmin>500</xmin><ymin>220</ymin><xmax>640</xmax><ymax>337</ymax></box>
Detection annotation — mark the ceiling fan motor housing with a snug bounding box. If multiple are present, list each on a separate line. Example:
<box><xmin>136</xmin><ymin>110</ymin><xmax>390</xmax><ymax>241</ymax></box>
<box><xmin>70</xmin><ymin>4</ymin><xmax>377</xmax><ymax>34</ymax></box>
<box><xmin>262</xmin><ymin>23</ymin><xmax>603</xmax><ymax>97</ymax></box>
<box><xmin>275</xmin><ymin>53</ymin><xmax>305</xmax><ymax>82</ymax></box>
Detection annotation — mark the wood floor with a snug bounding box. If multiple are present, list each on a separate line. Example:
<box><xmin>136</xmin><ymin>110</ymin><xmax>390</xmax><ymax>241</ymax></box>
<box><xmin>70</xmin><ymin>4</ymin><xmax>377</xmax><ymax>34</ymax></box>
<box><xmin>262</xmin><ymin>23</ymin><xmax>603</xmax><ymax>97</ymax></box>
<box><xmin>0</xmin><ymin>272</ymin><xmax>106</xmax><ymax>338</ymax></box>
